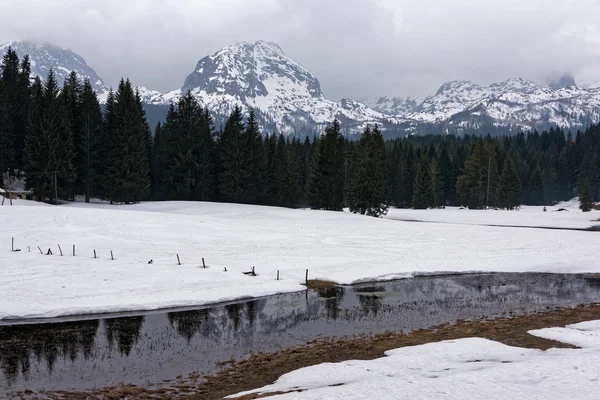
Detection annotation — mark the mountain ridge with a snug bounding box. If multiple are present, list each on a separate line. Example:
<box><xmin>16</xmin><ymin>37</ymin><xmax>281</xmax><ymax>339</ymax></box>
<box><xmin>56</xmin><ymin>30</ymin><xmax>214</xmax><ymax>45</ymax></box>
<box><xmin>2</xmin><ymin>39</ymin><xmax>600</xmax><ymax>135</ymax></box>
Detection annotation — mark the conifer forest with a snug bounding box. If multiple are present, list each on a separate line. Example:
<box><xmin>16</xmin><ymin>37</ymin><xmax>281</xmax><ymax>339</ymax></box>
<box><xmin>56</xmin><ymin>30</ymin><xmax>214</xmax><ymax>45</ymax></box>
<box><xmin>1</xmin><ymin>48</ymin><xmax>599</xmax><ymax>216</ymax></box>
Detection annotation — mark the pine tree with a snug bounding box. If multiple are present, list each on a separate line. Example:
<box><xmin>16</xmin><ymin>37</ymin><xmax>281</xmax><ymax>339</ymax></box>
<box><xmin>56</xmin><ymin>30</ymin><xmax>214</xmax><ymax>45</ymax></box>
<box><xmin>348</xmin><ymin>125</ymin><xmax>389</xmax><ymax>217</ymax></box>
<box><xmin>218</xmin><ymin>106</ymin><xmax>246</xmax><ymax>202</ymax></box>
<box><xmin>168</xmin><ymin>92</ymin><xmax>203</xmax><ymax>200</ymax></box>
<box><xmin>580</xmin><ymin>178</ymin><xmax>593</xmax><ymax>212</ymax></box>
<box><xmin>306</xmin><ymin>119</ymin><xmax>346</xmax><ymax>210</ymax></box>
<box><xmin>197</xmin><ymin>108</ymin><xmax>217</xmax><ymax>201</ymax></box>
<box><xmin>104</xmin><ymin>79</ymin><xmax>151</xmax><ymax>203</ymax></box>
<box><xmin>59</xmin><ymin>71</ymin><xmax>81</xmax><ymax>200</ymax></box>
<box><xmin>24</xmin><ymin>70</ymin><xmax>76</xmax><ymax>203</ymax></box>
<box><xmin>0</xmin><ymin>80</ymin><xmax>14</xmax><ymax>179</ymax></box>
<box><xmin>527</xmin><ymin>164</ymin><xmax>545</xmax><ymax>206</ymax></box>
<box><xmin>456</xmin><ymin>137</ymin><xmax>498</xmax><ymax>209</ymax></box>
<box><xmin>240</xmin><ymin>109</ymin><xmax>267</xmax><ymax>203</ymax></box>
<box><xmin>78</xmin><ymin>79</ymin><xmax>104</xmax><ymax>202</ymax></box>
<box><xmin>412</xmin><ymin>155</ymin><xmax>433</xmax><ymax>209</ymax></box>
<box><xmin>496</xmin><ymin>158</ymin><xmax>522</xmax><ymax>210</ymax></box>
<box><xmin>1</xmin><ymin>48</ymin><xmax>30</xmax><ymax>172</ymax></box>
<box><xmin>430</xmin><ymin>157</ymin><xmax>445</xmax><ymax>208</ymax></box>
<box><xmin>280</xmin><ymin>138</ymin><xmax>303</xmax><ymax>208</ymax></box>
<box><xmin>438</xmin><ymin>146</ymin><xmax>455</xmax><ymax>205</ymax></box>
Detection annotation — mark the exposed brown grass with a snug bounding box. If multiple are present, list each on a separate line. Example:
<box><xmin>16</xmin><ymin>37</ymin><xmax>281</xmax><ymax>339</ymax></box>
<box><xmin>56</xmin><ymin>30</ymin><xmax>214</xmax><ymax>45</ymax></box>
<box><xmin>303</xmin><ymin>279</ymin><xmax>336</xmax><ymax>290</ymax></box>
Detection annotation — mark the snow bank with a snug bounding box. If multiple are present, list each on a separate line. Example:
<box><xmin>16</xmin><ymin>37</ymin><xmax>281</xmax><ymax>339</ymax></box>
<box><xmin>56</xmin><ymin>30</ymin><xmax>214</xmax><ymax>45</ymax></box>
<box><xmin>0</xmin><ymin>201</ymin><xmax>598</xmax><ymax>320</ymax></box>
<box><xmin>386</xmin><ymin>198</ymin><xmax>600</xmax><ymax>230</ymax></box>
<box><xmin>231</xmin><ymin>320</ymin><xmax>600</xmax><ymax>399</ymax></box>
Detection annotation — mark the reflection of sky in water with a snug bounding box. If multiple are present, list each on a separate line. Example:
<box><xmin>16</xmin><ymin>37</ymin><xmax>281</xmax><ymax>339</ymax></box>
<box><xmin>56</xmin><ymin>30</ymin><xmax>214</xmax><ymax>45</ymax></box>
<box><xmin>2</xmin><ymin>273</ymin><xmax>600</xmax><ymax>394</ymax></box>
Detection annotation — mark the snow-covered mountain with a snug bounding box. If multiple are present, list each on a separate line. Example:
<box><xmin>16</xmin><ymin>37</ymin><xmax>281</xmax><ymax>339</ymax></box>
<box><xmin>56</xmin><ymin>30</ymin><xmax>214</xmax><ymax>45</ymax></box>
<box><xmin>370</xmin><ymin>78</ymin><xmax>600</xmax><ymax>132</ymax></box>
<box><xmin>139</xmin><ymin>40</ymin><xmax>390</xmax><ymax>133</ymax></box>
<box><xmin>2</xmin><ymin>39</ymin><xmax>600</xmax><ymax>135</ymax></box>
<box><xmin>0</xmin><ymin>41</ymin><xmax>110</xmax><ymax>101</ymax></box>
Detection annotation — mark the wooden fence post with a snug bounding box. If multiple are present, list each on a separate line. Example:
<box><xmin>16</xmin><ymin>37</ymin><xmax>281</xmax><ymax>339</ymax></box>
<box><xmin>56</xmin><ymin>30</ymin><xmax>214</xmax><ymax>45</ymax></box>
<box><xmin>58</xmin><ymin>245</ymin><xmax>63</xmax><ymax>256</ymax></box>
<box><xmin>177</xmin><ymin>254</ymin><xmax>181</xmax><ymax>265</ymax></box>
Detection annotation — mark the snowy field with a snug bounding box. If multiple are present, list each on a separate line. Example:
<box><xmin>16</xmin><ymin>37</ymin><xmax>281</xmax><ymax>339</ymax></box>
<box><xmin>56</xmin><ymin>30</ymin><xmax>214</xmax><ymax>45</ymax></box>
<box><xmin>0</xmin><ymin>199</ymin><xmax>599</xmax><ymax>320</ymax></box>
<box><xmin>230</xmin><ymin>320</ymin><xmax>600</xmax><ymax>400</ymax></box>
<box><xmin>386</xmin><ymin>198</ymin><xmax>600</xmax><ymax>230</ymax></box>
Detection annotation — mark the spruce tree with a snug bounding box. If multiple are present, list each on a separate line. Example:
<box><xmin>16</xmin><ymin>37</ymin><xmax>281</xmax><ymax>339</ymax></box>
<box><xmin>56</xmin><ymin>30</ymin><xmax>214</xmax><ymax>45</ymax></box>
<box><xmin>496</xmin><ymin>158</ymin><xmax>522</xmax><ymax>210</ymax></box>
<box><xmin>438</xmin><ymin>146</ymin><xmax>455</xmax><ymax>205</ymax></box>
<box><xmin>1</xmin><ymin>48</ymin><xmax>30</xmax><ymax>171</ymax></box>
<box><xmin>24</xmin><ymin>70</ymin><xmax>76</xmax><ymax>203</ymax></box>
<box><xmin>197</xmin><ymin>108</ymin><xmax>217</xmax><ymax>201</ymax></box>
<box><xmin>168</xmin><ymin>92</ymin><xmax>203</xmax><ymax>200</ymax></box>
<box><xmin>430</xmin><ymin>157</ymin><xmax>445</xmax><ymax>208</ymax></box>
<box><xmin>104</xmin><ymin>79</ymin><xmax>151</xmax><ymax>203</ymax></box>
<box><xmin>240</xmin><ymin>109</ymin><xmax>267</xmax><ymax>203</ymax></box>
<box><xmin>348</xmin><ymin>125</ymin><xmax>389</xmax><ymax>217</ymax></box>
<box><xmin>59</xmin><ymin>71</ymin><xmax>81</xmax><ymax>200</ymax></box>
<box><xmin>280</xmin><ymin>138</ymin><xmax>303</xmax><ymax>208</ymax></box>
<box><xmin>580</xmin><ymin>178</ymin><xmax>593</xmax><ymax>212</ymax></box>
<box><xmin>412</xmin><ymin>155</ymin><xmax>433</xmax><ymax>209</ymax></box>
<box><xmin>456</xmin><ymin>137</ymin><xmax>498</xmax><ymax>209</ymax></box>
<box><xmin>306</xmin><ymin>119</ymin><xmax>346</xmax><ymax>210</ymax></box>
<box><xmin>218</xmin><ymin>106</ymin><xmax>246</xmax><ymax>202</ymax></box>
<box><xmin>78</xmin><ymin>79</ymin><xmax>104</xmax><ymax>202</ymax></box>
<box><xmin>0</xmin><ymin>81</ymin><xmax>14</xmax><ymax>179</ymax></box>
<box><xmin>527</xmin><ymin>164</ymin><xmax>545</xmax><ymax>206</ymax></box>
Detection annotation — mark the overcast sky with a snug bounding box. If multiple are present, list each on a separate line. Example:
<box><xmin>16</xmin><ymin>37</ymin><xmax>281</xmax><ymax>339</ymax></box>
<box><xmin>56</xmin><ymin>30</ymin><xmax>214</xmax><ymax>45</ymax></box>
<box><xmin>1</xmin><ymin>0</ymin><xmax>599</xmax><ymax>100</ymax></box>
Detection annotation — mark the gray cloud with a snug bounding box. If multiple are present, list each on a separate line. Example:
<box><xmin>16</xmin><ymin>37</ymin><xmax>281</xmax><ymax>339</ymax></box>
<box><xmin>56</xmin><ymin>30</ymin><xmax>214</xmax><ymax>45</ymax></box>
<box><xmin>1</xmin><ymin>0</ymin><xmax>599</xmax><ymax>100</ymax></box>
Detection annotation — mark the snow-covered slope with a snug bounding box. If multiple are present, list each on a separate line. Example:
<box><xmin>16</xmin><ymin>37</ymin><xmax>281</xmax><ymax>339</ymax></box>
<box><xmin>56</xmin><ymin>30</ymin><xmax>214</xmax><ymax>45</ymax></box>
<box><xmin>0</xmin><ymin>41</ymin><xmax>110</xmax><ymax>101</ymax></box>
<box><xmin>140</xmin><ymin>41</ymin><xmax>393</xmax><ymax>133</ymax></box>
<box><xmin>3</xmin><ymin>39</ymin><xmax>600</xmax><ymax>134</ymax></box>
<box><xmin>374</xmin><ymin>78</ymin><xmax>600</xmax><ymax>131</ymax></box>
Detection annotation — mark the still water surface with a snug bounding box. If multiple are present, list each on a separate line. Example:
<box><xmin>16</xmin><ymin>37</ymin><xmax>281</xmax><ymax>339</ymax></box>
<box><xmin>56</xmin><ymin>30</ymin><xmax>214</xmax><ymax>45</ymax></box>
<box><xmin>1</xmin><ymin>273</ymin><xmax>600</xmax><ymax>394</ymax></box>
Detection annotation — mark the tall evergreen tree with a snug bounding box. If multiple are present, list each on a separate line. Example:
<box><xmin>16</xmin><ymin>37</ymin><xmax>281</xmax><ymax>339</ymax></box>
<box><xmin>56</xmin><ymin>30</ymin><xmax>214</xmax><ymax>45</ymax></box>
<box><xmin>527</xmin><ymin>164</ymin><xmax>545</xmax><ymax>206</ymax></box>
<box><xmin>280</xmin><ymin>138</ymin><xmax>303</xmax><ymax>208</ymax></box>
<box><xmin>77</xmin><ymin>79</ymin><xmax>104</xmax><ymax>202</ymax></box>
<box><xmin>456</xmin><ymin>137</ymin><xmax>498</xmax><ymax>209</ymax></box>
<box><xmin>59</xmin><ymin>71</ymin><xmax>81</xmax><ymax>200</ymax></box>
<box><xmin>496</xmin><ymin>158</ymin><xmax>522</xmax><ymax>210</ymax></box>
<box><xmin>104</xmin><ymin>79</ymin><xmax>151</xmax><ymax>203</ymax></box>
<box><xmin>218</xmin><ymin>106</ymin><xmax>246</xmax><ymax>202</ymax></box>
<box><xmin>348</xmin><ymin>125</ymin><xmax>390</xmax><ymax>217</ymax></box>
<box><xmin>24</xmin><ymin>70</ymin><xmax>76</xmax><ymax>203</ymax></box>
<box><xmin>306</xmin><ymin>119</ymin><xmax>346</xmax><ymax>210</ymax></box>
<box><xmin>430</xmin><ymin>157</ymin><xmax>445</xmax><ymax>208</ymax></box>
<box><xmin>1</xmin><ymin>48</ymin><xmax>30</xmax><ymax>171</ymax></box>
<box><xmin>240</xmin><ymin>109</ymin><xmax>267</xmax><ymax>203</ymax></box>
<box><xmin>412</xmin><ymin>155</ymin><xmax>433</xmax><ymax>209</ymax></box>
<box><xmin>580</xmin><ymin>178</ymin><xmax>593</xmax><ymax>212</ymax></box>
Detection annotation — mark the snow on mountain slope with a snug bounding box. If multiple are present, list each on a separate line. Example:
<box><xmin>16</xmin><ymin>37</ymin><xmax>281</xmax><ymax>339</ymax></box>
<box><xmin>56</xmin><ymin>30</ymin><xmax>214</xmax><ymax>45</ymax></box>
<box><xmin>375</xmin><ymin>77</ymin><xmax>600</xmax><ymax>130</ymax></box>
<box><xmin>0</xmin><ymin>41</ymin><xmax>110</xmax><ymax>101</ymax></box>
<box><xmin>4</xmin><ymin>39</ymin><xmax>600</xmax><ymax>134</ymax></box>
<box><xmin>140</xmin><ymin>40</ymin><xmax>395</xmax><ymax>133</ymax></box>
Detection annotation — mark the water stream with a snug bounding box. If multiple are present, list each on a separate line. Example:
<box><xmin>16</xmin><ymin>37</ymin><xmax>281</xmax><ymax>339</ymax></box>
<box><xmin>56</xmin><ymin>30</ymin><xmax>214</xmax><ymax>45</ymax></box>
<box><xmin>1</xmin><ymin>272</ymin><xmax>600</xmax><ymax>395</ymax></box>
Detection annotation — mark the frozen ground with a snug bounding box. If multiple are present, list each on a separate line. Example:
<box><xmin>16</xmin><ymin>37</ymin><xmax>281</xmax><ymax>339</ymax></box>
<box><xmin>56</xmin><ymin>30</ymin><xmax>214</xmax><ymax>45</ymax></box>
<box><xmin>231</xmin><ymin>320</ymin><xmax>600</xmax><ymax>399</ymax></box>
<box><xmin>386</xmin><ymin>198</ymin><xmax>600</xmax><ymax>230</ymax></box>
<box><xmin>0</xmin><ymin>199</ymin><xmax>598</xmax><ymax>320</ymax></box>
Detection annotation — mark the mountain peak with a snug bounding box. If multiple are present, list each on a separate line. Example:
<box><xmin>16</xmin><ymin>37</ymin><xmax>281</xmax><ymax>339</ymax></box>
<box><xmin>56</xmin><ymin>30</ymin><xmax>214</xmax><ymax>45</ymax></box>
<box><xmin>181</xmin><ymin>40</ymin><xmax>323</xmax><ymax>102</ymax></box>
<box><xmin>435</xmin><ymin>80</ymin><xmax>481</xmax><ymax>96</ymax></box>
<box><xmin>0</xmin><ymin>40</ymin><xmax>109</xmax><ymax>96</ymax></box>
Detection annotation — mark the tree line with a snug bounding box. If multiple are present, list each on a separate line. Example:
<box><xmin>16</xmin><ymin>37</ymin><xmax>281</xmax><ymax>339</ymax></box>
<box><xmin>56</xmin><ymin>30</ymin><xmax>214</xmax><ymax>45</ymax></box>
<box><xmin>1</xmin><ymin>48</ymin><xmax>599</xmax><ymax>214</ymax></box>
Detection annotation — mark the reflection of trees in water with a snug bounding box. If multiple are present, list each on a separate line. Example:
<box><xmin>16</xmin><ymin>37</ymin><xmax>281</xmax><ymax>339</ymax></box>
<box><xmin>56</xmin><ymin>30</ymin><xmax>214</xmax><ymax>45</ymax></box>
<box><xmin>0</xmin><ymin>320</ymin><xmax>98</xmax><ymax>384</ymax></box>
<box><xmin>105</xmin><ymin>317</ymin><xmax>144</xmax><ymax>356</ymax></box>
<box><xmin>168</xmin><ymin>309</ymin><xmax>211</xmax><ymax>343</ymax></box>
<box><xmin>168</xmin><ymin>299</ymin><xmax>266</xmax><ymax>342</ymax></box>
<box><xmin>358</xmin><ymin>294</ymin><xmax>384</xmax><ymax>317</ymax></box>
<box><xmin>320</xmin><ymin>287</ymin><xmax>345</xmax><ymax>320</ymax></box>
